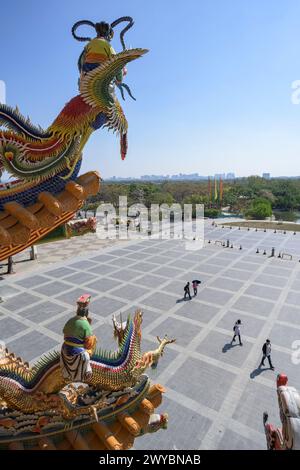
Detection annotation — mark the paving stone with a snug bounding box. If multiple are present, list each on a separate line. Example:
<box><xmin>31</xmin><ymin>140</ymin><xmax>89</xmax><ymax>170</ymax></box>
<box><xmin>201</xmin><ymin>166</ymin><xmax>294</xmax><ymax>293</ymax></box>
<box><xmin>134</xmin><ymin>274</ymin><xmax>166</xmax><ymax>288</ymax></box>
<box><xmin>19</xmin><ymin>300</ymin><xmax>68</xmax><ymax>323</ymax></box>
<box><xmin>87</xmin><ymin>264</ymin><xmax>117</xmax><ymax>276</ymax></box>
<box><xmin>278</xmin><ymin>305</ymin><xmax>300</xmax><ymax>325</ymax></box>
<box><xmin>232</xmin><ymin>381</ymin><xmax>280</xmax><ymax>432</ymax></box>
<box><xmin>196</xmin><ymin>263</ymin><xmax>224</xmax><ymax>275</ymax></box>
<box><xmin>89</xmin><ymin>296</ymin><xmax>127</xmax><ymax>317</ymax></box>
<box><xmin>63</xmin><ymin>272</ymin><xmax>97</xmax><ymax>285</ymax></box>
<box><xmin>129</xmin><ymin>261</ymin><xmax>158</xmax><ymax>273</ymax></box>
<box><xmin>262</xmin><ymin>266</ymin><xmax>291</xmax><ymax>278</ymax></box>
<box><xmin>162</xmin><ymin>280</ymin><xmax>189</xmax><ymax>296</ymax></box>
<box><xmin>164</xmin><ymin>259</ymin><xmax>193</xmax><ymax>270</ymax></box>
<box><xmin>122</xmin><ymin>251</ymin><xmax>151</xmax><ymax>261</ymax></box>
<box><xmin>206</xmin><ymin>257</ymin><xmax>235</xmax><ymax>267</ymax></box>
<box><xmin>42</xmin><ymin>267</ymin><xmax>77</xmax><ymax>279</ymax></box>
<box><xmin>108</xmin><ymin>258</ymin><xmax>136</xmax><ymax>268</ymax></box>
<box><xmin>217</xmin><ymin>428</ymin><xmax>264</xmax><ymax>450</ymax></box>
<box><xmin>142</xmin><ymin>292</ymin><xmax>177</xmax><ymax>311</ymax></box>
<box><xmin>167</xmin><ymin>357</ymin><xmax>236</xmax><ymax>411</ymax></box>
<box><xmin>69</xmin><ymin>260</ymin><xmax>98</xmax><ymax>270</ymax></box>
<box><xmin>15</xmin><ymin>274</ymin><xmax>50</xmax><ymax>288</ymax></box>
<box><xmin>147</xmin><ymin>255</ymin><xmax>173</xmax><ymax>265</ymax></box>
<box><xmin>1</xmin><ymin>292</ymin><xmax>41</xmax><ymax>312</ymax></box>
<box><xmin>110</xmin><ymin>269</ymin><xmax>141</xmax><ymax>281</ymax></box>
<box><xmin>43</xmin><ymin>312</ymin><xmax>75</xmax><ymax>335</ymax></box>
<box><xmin>209</xmin><ymin>278</ymin><xmax>244</xmax><ymax>292</ymax></box>
<box><xmin>223</xmin><ymin>269</ymin><xmax>253</xmax><ymax>281</ymax></box>
<box><xmin>122</xmin><ymin>306</ymin><xmax>161</xmax><ymax>328</ymax></box>
<box><xmin>217</xmin><ymin>310</ymin><xmax>265</xmax><ymax>338</ymax></box>
<box><xmin>112</xmin><ymin>284</ymin><xmax>150</xmax><ymax>301</ymax></box>
<box><xmin>254</xmin><ymin>274</ymin><xmax>288</xmax><ymax>288</ymax></box>
<box><xmin>149</xmin><ymin>317</ymin><xmax>201</xmax><ymax>347</ymax></box>
<box><xmin>232</xmin><ymin>261</ymin><xmax>259</xmax><ymax>272</ymax></box>
<box><xmin>0</xmin><ymin>316</ymin><xmax>29</xmax><ymax>340</ymax></box>
<box><xmin>134</xmin><ymin>397</ymin><xmax>212</xmax><ymax>450</ymax></box>
<box><xmin>6</xmin><ymin>331</ymin><xmax>59</xmax><ymax>362</ymax></box>
<box><xmin>149</xmin><ymin>266</ymin><xmax>182</xmax><ymax>279</ymax></box>
<box><xmin>244</xmin><ymin>284</ymin><xmax>282</xmax><ymax>301</ymax></box>
<box><xmin>0</xmin><ymin>285</ymin><xmax>21</xmax><ymax>299</ymax></box>
<box><xmin>197</xmin><ymin>287</ymin><xmax>233</xmax><ymax>306</ymax></box>
<box><xmin>56</xmin><ymin>288</ymin><xmax>98</xmax><ymax>306</ymax></box>
<box><xmin>232</xmin><ymin>295</ymin><xmax>274</xmax><ymax>317</ymax></box>
<box><xmin>176</xmin><ymin>301</ymin><xmax>220</xmax><ymax>324</ymax></box>
<box><xmin>85</xmin><ymin>277</ymin><xmax>121</xmax><ymax>293</ymax></box>
<box><xmin>92</xmin><ymin>322</ymin><xmax>120</xmax><ymax>351</ymax></box>
<box><xmin>91</xmin><ymin>254</ymin><xmax>117</xmax><ymax>263</ymax></box>
<box><xmin>140</xmin><ymin>337</ymin><xmax>179</xmax><ymax>372</ymax></box>
<box><xmin>269</xmin><ymin>322</ymin><xmax>300</xmax><ymax>350</ymax></box>
<box><xmin>33</xmin><ymin>281</ymin><xmax>74</xmax><ymax>297</ymax></box>
<box><xmin>291</xmin><ymin>279</ymin><xmax>300</xmax><ymax>291</ymax></box>
<box><xmin>285</xmin><ymin>291</ymin><xmax>300</xmax><ymax>307</ymax></box>
<box><xmin>196</xmin><ymin>330</ymin><xmax>253</xmax><ymax>367</ymax></box>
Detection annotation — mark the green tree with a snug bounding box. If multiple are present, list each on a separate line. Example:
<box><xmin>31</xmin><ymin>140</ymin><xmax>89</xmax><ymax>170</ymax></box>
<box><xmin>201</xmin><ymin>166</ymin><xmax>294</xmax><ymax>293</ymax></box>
<box><xmin>245</xmin><ymin>198</ymin><xmax>272</xmax><ymax>219</ymax></box>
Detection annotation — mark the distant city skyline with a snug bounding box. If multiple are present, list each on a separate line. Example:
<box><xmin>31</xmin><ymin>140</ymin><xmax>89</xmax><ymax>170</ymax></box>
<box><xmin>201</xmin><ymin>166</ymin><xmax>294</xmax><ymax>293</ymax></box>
<box><xmin>105</xmin><ymin>171</ymin><xmax>300</xmax><ymax>181</ymax></box>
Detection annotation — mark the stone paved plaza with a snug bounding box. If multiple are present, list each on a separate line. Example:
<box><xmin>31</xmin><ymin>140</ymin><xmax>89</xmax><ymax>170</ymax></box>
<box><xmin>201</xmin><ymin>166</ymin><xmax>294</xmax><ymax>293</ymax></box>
<box><xmin>1</xmin><ymin>222</ymin><xmax>300</xmax><ymax>450</ymax></box>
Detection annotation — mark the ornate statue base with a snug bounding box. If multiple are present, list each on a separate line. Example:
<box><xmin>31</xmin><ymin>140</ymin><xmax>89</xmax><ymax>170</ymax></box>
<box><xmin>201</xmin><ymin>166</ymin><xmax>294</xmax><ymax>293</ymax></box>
<box><xmin>0</xmin><ymin>373</ymin><xmax>167</xmax><ymax>450</ymax></box>
<box><xmin>0</xmin><ymin>310</ymin><xmax>174</xmax><ymax>450</ymax></box>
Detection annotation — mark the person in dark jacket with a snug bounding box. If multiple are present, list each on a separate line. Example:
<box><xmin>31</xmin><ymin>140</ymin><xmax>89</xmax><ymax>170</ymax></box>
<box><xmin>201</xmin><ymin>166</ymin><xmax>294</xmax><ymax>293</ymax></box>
<box><xmin>259</xmin><ymin>339</ymin><xmax>274</xmax><ymax>370</ymax></box>
<box><xmin>184</xmin><ymin>282</ymin><xmax>192</xmax><ymax>300</ymax></box>
<box><xmin>231</xmin><ymin>319</ymin><xmax>243</xmax><ymax>346</ymax></box>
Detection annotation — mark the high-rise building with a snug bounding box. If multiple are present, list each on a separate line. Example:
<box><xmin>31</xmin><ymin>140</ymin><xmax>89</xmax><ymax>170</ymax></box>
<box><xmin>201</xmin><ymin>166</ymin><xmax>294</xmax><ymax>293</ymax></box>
<box><xmin>226</xmin><ymin>173</ymin><xmax>235</xmax><ymax>180</ymax></box>
<box><xmin>214</xmin><ymin>173</ymin><xmax>225</xmax><ymax>180</ymax></box>
<box><xmin>262</xmin><ymin>173</ymin><xmax>270</xmax><ymax>179</ymax></box>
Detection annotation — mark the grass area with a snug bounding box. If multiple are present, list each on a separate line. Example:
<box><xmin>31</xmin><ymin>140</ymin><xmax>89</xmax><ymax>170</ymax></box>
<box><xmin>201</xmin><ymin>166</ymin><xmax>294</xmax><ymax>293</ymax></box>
<box><xmin>223</xmin><ymin>220</ymin><xmax>300</xmax><ymax>232</ymax></box>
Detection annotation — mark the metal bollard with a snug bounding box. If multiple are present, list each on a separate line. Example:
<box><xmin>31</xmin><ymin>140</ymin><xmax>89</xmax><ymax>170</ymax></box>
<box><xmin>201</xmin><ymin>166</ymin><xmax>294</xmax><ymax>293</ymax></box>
<box><xmin>263</xmin><ymin>250</ymin><xmax>266</xmax><ymax>255</ymax></box>
<box><xmin>256</xmin><ymin>248</ymin><xmax>259</xmax><ymax>254</ymax></box>
<box><xmin>30</xmin><ymin>245</ymin><xmax>37</xmax><ymax>261</ymax></box>
<box><xmin>230</xmin><ymin>244</ymin><xmax>233</xmax><ymax>248</ymax></box>
<box><xmin>7</xmin><ymin>256</ymin><xmax>15</xmax><ymax>274</ymax></box>
<box><xmin>239</xmin><ymin>245</ymin><xmax>242</xmax><ymax>250</ymax></box>
<box><xmin>226</xmin><ymin>239</ymin><xmax>230</xmax><ymax>248</ymax></box>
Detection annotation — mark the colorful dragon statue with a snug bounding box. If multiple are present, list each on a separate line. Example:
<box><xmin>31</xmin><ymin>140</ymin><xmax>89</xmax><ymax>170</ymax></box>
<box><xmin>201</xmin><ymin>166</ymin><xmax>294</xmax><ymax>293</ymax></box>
<box><xmin>0</xmin><ymin>17</ymin><xmax>148</xmax><ymax>260</ymax></box>
<box><xmin>263</xmin><ymin>374</ymin><xmax>300</xmax><ymax>450</ymax></box>
<box><xmin>0</xmin><ymin>310</ymin><xmax>175</xmax><ymax>449</ymax></box>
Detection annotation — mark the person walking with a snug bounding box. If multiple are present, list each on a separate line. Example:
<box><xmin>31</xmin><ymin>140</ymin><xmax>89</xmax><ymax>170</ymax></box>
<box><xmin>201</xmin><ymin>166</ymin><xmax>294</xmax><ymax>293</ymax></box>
<box><xmin>184</xmin><ymin>282</ymin><xmax>192</xmax><ymax>300</ymax></box>
<box><xmin>192</xmin><ymin>280</ymin><xmax>201</xmax><ymax>296</ymax></box>
<box><xmin>231</xmin><ymin>319</ymin><xmax>243</xmax><ymax>346</ymax></box>
<box><xmin>259</xmin><ymin>339</ymin><xmax>274</xmax><ymax>370</ymax></box>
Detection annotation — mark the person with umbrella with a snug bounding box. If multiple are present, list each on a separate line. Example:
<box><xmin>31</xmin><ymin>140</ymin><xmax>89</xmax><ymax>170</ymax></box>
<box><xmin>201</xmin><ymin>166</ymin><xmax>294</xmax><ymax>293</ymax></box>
<box><xmin>192</xmin><ymin>279</ymin><xmax>201</xmax><ymax>296</ymax></box>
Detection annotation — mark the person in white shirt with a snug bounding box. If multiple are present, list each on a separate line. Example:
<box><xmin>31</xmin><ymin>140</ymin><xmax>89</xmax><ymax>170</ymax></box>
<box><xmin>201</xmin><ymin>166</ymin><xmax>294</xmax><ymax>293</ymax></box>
<box><xmin>231</xmin><ymin>319</ymin><xmax>243</xmax><ymax>346</ymax></box>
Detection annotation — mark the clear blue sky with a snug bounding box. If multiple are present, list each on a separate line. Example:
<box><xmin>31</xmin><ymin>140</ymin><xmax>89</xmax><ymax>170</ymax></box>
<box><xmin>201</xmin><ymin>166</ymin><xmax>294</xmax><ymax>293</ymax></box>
<box><xmin>1</xmin><ymin>0</ymin><xmax>300</xmax><ymax>177</ymax></box>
